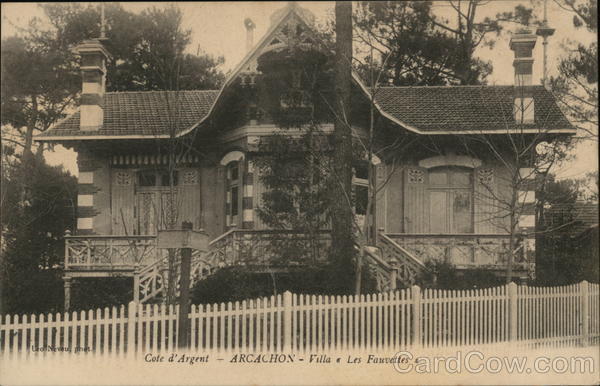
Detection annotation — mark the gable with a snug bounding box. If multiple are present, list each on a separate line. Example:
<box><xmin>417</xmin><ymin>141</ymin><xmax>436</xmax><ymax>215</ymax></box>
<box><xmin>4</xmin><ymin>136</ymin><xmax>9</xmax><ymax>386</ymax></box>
<box><xmin>36</xmin><ymin>4</ymin><xmax>576</xmax><ymax>142</ymax></box>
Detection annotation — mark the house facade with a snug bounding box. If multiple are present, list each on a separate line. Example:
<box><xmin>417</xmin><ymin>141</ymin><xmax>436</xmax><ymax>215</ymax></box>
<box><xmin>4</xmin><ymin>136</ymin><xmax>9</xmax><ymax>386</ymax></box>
<box><xmin>36</xmin><ymin>4</ymin><xmax>576</xmax><ymax>309</ymax></box>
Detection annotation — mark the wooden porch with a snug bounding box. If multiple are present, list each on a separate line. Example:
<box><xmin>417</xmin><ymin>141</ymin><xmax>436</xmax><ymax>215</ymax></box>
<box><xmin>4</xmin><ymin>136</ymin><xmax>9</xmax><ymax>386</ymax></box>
<box><xmin>63</xmin><ymin>229</ymin><xmax>333</xmax><ymax>275</ymax></box>
<box><xmin>62</xmin><ymin>229</ymin><xmax>533</xmax><ymax>308</ymax></box>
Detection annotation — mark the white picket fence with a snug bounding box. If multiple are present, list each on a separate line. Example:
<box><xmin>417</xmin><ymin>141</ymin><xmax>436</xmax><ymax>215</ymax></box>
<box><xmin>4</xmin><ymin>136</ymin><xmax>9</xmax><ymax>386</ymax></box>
<box><xmin>1</xmin><ymin>281</ymin><xmax>598</xmax><ymax>356</ymax></box>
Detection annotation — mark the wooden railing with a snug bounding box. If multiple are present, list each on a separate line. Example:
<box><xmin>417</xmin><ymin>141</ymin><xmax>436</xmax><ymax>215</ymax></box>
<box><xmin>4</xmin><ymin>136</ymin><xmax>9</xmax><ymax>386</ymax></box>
<box><xmin>384</xmin><ymin>233</ymin><xmax>531</xmax><ymax>272</ymax></box>
<box><xmin>228</xmin><ymin>229</ymin><xmax>331</xmax><ymax>267</ymax></box>
<box><xmin>66</xmin><ymin>229</ymin><xmax>332</xmax><ymax>273</ymax></box>
<box><xmin>362</xmin><ymin>246</ymin><xmax>398</xmax><ymax>293</ymax></box>
<box><xmin>135</xmin><ymin>229</ymin><xmax>332</xmax><ymax>303</ymax></box>
<box><xmin>65</xmin><ymin>234</ymin><xmax>163</xmax><ymax>270</ymax></box>
<box><xmin>377</xmin><ymin>233</ymin><xmax>427</xmax><ymax>285</ymax></box>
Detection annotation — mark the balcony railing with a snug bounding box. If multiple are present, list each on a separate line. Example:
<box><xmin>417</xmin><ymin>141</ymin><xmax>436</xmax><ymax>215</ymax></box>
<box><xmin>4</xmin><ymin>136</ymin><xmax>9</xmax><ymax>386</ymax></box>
<box><xmin>65</xmin><ymin>234</ymin><xmax>163</xmax><ymax>270</ymax></box>
<box><xmin>384</xmin><ymin>233</ymin><xmax>532</xmax><ymax>272</ymax></box>
<box><xmin>227</xmin><ymin>229</ymin><xmax>331</xmax><ymax>267</ymax></box>
<box><xmin>65</xmin><ymin>230</ymin><xmax>332</xmax><ymax>271</ymax></box>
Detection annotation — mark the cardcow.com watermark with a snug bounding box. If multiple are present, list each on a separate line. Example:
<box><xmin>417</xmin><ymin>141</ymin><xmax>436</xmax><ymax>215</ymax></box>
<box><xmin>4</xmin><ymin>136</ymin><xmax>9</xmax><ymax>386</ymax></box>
<box><xmin>390</xmin><ymin>351</ymin><xmax>596</xmax><ymax>375</ymax></box>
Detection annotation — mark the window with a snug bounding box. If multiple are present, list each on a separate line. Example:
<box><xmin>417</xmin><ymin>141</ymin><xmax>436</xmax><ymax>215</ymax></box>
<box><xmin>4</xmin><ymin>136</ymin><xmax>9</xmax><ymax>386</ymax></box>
<box><xmin>352</xmin><ymin>161</ymin><xmax>370</xmax><ymax>215</ymax></box>
<box><xmin>514</xmin><ymin>97</ymin><xmax>534</xmax><ymax>124</ymax></box>
<box><xmin>231</xmin><ymin>186</ymin><xmax>239</xmax><ymax>216</ymax></box>
<box><xmin>355</xmin><ymin>185</ymin><xmax>368</xmax><ymax>215</ymax></box>
<box><xmin>138</xmin><ymin>170</ymin><xmax>178</xmax><ymax>187</ymax></box>
<box><xmin>160</xmin><ymin>171</ymin><xmax>178</xmax><ymax>187</ymax></box>
<box><xmin>139</xmin><ymin>171</ymin><xmax>156</xmax><ymax>187</ymax></box>
<box><xmin>428</xmin><ymin>167</ymin><xmax>473</xmax><ymax>233</ymax></box>
<box><xmin>227</xmin><ymin>161</ymin><xmax>241</xmax><ymax>226</ymax></box>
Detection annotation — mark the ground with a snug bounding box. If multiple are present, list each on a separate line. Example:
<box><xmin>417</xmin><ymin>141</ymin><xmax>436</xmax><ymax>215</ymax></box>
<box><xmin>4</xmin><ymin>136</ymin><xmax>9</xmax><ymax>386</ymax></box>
<box><xmin>1</xmin><ymin>345</ymin><xmax>598</xmax><ymax>385</ymax></box>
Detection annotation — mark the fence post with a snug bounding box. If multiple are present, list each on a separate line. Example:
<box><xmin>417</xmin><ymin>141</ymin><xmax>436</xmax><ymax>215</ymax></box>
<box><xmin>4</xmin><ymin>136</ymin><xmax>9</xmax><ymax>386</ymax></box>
<box><xmin>283</xmin><ymin>291</ymin><xmax>292</xmax><ymax>352</ymax></box>
<box><xmin>508</xmin><ymin>282</ymin><xmax>518</xmax><ymax>343</ymax></box>
<box><xmin>411</xmin><ymin>285</ymin><xmax>421</xmax><ymax>347</ymax></box>
<box><xmin>581</xmin><ymin>280</ymin><xmax>589</xmax><ymax>346</ymax></box>
<box><xmin>127</xmin><ymin>301</ymin><xmax>137</xmax><ymax>358</ymax></box>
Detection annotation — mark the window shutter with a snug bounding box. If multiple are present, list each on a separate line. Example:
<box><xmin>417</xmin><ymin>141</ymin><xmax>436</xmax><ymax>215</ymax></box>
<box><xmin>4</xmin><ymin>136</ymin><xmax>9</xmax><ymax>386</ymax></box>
<box><xmin>474</xmin><ymin>166</ymin><xmax>499</xmax><ymax>233</ymax></box>
<box><xmin>404</xmin><ymin>167</ymin><xmax>428</xmax><ymax>233</ymax></box>
<box><xmin>179</xmin><ymin>168</ymin><xmax>201</xmax><ymax>229</ymax></box>
<box><xmin>111</xmin><ymin>170</ymin><xmax>135</xmax><ymax>235</ymax></box>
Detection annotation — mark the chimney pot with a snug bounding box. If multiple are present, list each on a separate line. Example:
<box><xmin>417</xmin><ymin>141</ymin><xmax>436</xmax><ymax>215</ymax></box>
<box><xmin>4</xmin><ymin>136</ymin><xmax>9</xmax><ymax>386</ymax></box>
<box><xmin>509</xmin><ymin>31</ymin><xmax>537</xmax><ymax>86</ymax></box>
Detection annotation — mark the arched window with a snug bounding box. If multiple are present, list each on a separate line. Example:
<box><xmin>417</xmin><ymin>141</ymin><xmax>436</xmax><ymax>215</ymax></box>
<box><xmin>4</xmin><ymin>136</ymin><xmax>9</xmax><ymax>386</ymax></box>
<box><xmin>428</xmin><ymin>167</ymin><xmax>473</xmax><ymax>234</ymax></box>
<box><xmin>226</xmin><ymin>161</ymin><xmax>241</xmax><ymax>227</ymax></box>
<box><xmin>220</xmin><ymin>151</ymin><xmax>245</xmax><ymax>229</ymax></box>
<box><xmin>353</xmin><ymin>160</ymin><xmax>369</xmax><ymax>216</ymax></box>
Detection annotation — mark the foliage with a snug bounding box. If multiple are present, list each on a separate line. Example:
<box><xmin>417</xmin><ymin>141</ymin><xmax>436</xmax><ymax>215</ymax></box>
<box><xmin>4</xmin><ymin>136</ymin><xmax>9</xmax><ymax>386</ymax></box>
<box><xmin>71</xmin><ymin>278</ymin><xmax>132</xmax><ymax>311</ymax></box>
<box><xmin>416</xmin><ymin>260</ymin><xmax>506</xmax><ymax>290</ymax></box>
<box><xmin>252</xmin><ymin>28</ymin><xmax>357</xmax><ymax>289</ymax></box>
<box><xmin>38</xmin><ymin>3</ymin><xmax>226</xmax><ymax>92</ymax></box>
<box><xmin>536</xmin><ymin>173</ymin><xmax>599</xmax><ymax>285</ymax></box>
<box><xmin>0</xmin><ymin>152</ymin><xmax>77</xmax><ymax>315</ymax></box>
<box><xmin>255</xmin><ymin>136</ymin><xmax>331</xmax><ymax>222</ymax></box>
<box><xmin>549</xmin><ymin>0</ymin><xmax>598</xmax><ymax>139</ymax></box>
<box><xmin>353</xmin><ymin>1</ymin><xmax>534</xmax><ymax>86</ymax></box>
<box><xmin>191</xmin><ymin>265</ymin><xmax>365</xmax><ymax>304</ymax></box>
<box><xmin>256</xmin><ymin>47</ymin><xmax>334</xmax><ymax>128</ymax></box>
<box><xmin>1</xmin><ymin>3</ymin><xmax>226</xmax><ymax>156</ymax></box>
<box><xmin>1</xmin><ymin>35</ymin><xmax>79</xmax><ymax>156</ymax></box>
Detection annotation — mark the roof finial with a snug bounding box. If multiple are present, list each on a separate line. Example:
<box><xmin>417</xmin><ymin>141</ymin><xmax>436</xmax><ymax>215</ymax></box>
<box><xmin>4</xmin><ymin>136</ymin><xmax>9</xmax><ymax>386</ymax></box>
<box><xmin>244</xmin><ymin>18</ymin><xmax>256</xmax><ymax>53</ymax></box>
<box><xmin>536</xmin><ymin>0</ymin><xmax>555</xmax><ymax>87</ymax></box>
<box><xmin>99</xmin><ymin>3</ymin><xmax>107</xmax><ymax>40</ymax></box>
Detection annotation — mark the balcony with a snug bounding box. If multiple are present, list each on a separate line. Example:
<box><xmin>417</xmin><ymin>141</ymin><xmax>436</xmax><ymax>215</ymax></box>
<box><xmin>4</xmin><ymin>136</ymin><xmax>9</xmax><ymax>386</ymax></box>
<box><xmin>64</xmin><ymin>230</ymin><xmax>331</xmax><ymax>274</ymax></box>
<box><xmin>64</xmin><ymin>234</ymin><xmax>163</xmax><ymax>272</ymax></box>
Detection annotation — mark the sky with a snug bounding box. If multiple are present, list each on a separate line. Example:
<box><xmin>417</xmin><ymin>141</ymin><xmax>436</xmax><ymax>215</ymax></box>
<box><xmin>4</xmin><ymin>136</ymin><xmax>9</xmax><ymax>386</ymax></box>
<box><xmin>1</xmin><ymin>1</ymin><xmax>597</xmax><ymax>180</ymax></box>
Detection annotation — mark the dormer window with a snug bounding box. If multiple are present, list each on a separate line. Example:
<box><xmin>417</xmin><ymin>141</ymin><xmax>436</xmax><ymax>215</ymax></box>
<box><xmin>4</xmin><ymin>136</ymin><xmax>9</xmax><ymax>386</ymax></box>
<box><xmin>514</xmin><ymin>97</ymin><xmax>535</xmax><ymax>124</ymax></box>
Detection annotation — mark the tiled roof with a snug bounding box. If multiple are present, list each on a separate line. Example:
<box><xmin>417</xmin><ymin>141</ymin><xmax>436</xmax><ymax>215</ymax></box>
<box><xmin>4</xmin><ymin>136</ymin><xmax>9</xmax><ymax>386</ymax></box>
<box><xmin>38</xmin><ymin>90</ymin><xmax>219</xmax><ymax>138</ymax></box>
<box><xmin>542</xmin><ymin>202</ymin><xmax>599</xmax><ymax>235</ymax></box>
<box><xmin>38</xmin><ymin>85</ymin><xmax>575</xmax><ymax>140</ymax></box>
<box><xmin>373</xmin><ymin>85</ymin><xmax>575</xmax><ymax>133</ymax></box>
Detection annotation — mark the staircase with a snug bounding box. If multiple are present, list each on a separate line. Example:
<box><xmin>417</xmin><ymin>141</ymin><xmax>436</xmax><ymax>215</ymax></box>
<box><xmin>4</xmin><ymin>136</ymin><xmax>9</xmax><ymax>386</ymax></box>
<box><xmin>135</xmin><ymin>230</ymin><xmax>237</xmax><ymax>304</ymax></box>
<box><xmin>135</xmin><ymin>229</ymin><xmax>428</xmax><ymax>303</ymax></box>
<box><xmin>362</xmin><ymin>232</ymin><xmax>428</xmax><ymax>291</ymax></box>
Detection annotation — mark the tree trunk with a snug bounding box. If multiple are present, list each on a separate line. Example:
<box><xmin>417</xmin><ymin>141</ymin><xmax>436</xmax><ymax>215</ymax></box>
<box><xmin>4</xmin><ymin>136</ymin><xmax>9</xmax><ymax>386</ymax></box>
<box><xmin>331</xmin><ymin>1</ymin><xmax>355</xmax><ymax>292</ymax></box>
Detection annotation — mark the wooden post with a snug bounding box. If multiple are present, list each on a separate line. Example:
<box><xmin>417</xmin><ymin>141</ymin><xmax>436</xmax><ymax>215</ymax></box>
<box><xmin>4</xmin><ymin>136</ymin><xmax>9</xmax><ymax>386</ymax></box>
<box><xmin>63</xmin><ymin>277</ymin><xmax>72</xmax><ymax>312</ymax></box>
<box><xmin>127</xmin><ymin>301</ymin><xmax>137</xmax><ymax>358</ymax></box>
<box><xmin>581</xmin><ymin>280</ymin><xmax>589</xmax><ymax>346</ymax></box>
<box><xmin>389</xmin><ymin>261</ymin><xmax>398</xmax><ymax>291</ymax></box>
<box><xmin>64</xmin><ymin>230</ymin><xmax>71</xmax><ymax>270</ymax></box>
<box><xmin>355</xmin><ymin>249</ymin><xmax>363</xmax><ymax>295</ymax></box>
<box><xmin>178</xmin><ymin>221</ymin><xmax>193</xmax><ymax>349</ymax></box>
<box><xmin>508</xmin><ymin>282</ymin><xmax>518</xmax><ymax>343</ymax></box>
<box><xmin>283</xmin><ymin>291</ymin><xmax>292</xmax><ymax>351</ymax></box>
<box><xmin>411</xmin><ymin>285</ymin><xmax>421</xmax><ymax>347</ymax></box>
<box><xmin>133</xmin><ymin>267</ymin><xmax>140</xmax><ymax>304</ymax></box>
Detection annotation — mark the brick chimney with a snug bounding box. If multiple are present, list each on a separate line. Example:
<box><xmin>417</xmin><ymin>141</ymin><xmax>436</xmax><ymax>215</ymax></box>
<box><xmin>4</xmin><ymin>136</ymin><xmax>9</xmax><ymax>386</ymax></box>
<box><xmin>509</xmin><ymin>30</ymin><xmax>537</xmax><ymax>86</ymax></box>
<box><xmin>74</xmin><ymin>39</ymin><xmax>111</xmax><ymax>131</ymax></box>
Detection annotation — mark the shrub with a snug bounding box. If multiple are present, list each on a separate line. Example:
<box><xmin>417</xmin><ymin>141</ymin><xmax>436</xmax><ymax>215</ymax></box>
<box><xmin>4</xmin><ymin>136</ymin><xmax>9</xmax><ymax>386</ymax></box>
<box><xmin>416</xmin><ymin>260</ymin><xmax>505</xmax><ymax>290</ymax></box>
